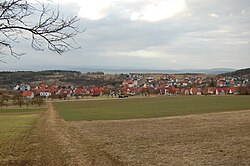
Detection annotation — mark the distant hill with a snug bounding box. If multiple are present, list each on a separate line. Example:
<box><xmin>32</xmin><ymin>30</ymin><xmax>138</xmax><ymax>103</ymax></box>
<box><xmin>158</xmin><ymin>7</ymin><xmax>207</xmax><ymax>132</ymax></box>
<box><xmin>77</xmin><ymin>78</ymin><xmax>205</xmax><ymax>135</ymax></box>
<box><xmin>0</xmin><ymin>70</ymin><xmax>81</xmax><ymax>87</ymax></box>
<box><xmin>178</xmin><ymin>68</ymin><xmax>235</xmax><ymax>75</ymax></box>
<box><xmin>72</xmin><ymin>67</ymin><xmax>235</xmax><ymax>75</ymax></box>
<box><xmin>218</xmin><ymin>68</ymin><xmax>250</xmax><ymax>77</ymax></box>
<box><xmin>0</xmin><ymin>70</ymin><xmax>121</xmax><ymax>88</ymax></box>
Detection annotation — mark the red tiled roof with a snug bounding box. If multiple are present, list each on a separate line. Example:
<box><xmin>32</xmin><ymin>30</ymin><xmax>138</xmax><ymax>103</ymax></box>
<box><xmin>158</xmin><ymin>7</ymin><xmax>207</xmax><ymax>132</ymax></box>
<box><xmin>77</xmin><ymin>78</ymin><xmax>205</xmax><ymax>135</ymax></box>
<box><xmin>216</xmin><ymin>87</ymin><xmax>228</xmax><ymax>93</ymax></box>
<box><xmin>228</xmin><ymin>87</ymin><xmax>238</xmax><ymax>93</ymax></box>
<box><xmin>123</xmin><ymin>80</ymin><xmax>134</xmax><ymax>84</ymax></box>
<box><xmin>22</xmin><ymin>91</ymin><xmax>33</xmax><ymax>97</ymax></box>
<box><xmin>75</xmin><ymin>88</ymin><xmax>84</xmax><ymax>94</ymax></box>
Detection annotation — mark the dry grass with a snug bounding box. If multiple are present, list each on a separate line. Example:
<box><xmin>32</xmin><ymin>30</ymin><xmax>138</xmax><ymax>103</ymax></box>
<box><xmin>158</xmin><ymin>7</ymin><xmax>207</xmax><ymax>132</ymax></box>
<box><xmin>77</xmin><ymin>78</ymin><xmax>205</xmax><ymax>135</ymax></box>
<box><xmin>0</xmin><ymin>114</ymin><xmax>41</xmax><ymax>165</ymax></box>
<box><xmin>71</xmin><ymin>110</ymin><xmax>250</xmax><ymax>165</ymax></box>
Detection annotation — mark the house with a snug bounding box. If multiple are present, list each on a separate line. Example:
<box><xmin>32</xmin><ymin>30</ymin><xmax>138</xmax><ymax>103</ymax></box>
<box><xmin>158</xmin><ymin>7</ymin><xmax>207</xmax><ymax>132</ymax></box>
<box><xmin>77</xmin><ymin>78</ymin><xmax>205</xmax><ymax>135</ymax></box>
<box><xmin>91</xmin><ymin>87</ymin><xmax>105</xmax><ymax>96</ymax></box>
<box><xmin>40</xmin><ymin>84</ymin><xmax>49</xmax><ymax>89</ymax></box>
<box><xmin>190</xmin><ymin>88</ymin><xmax>198</xmax><ymax>95</ymax></box>
<box><xmin>22</xmin><ymin>91</ymin><xmax>34</xmax><ymax>99</ymax></box>
<box><xmin>181</xmin><ymin>88</ymin><xmax>190</xmax><ymax>95</ymax></box>
<box><xmin>40</xmin><ymin>92</ymin><xmax>52</xmax><ymax>98</ymax></box>
<box><xmin>157</xmin><ymin>86</ymin><xmax>165</xmax><ymax>95</ymax></box>
<box><xmin>121</xmin><ymin>87</ymin><xmax>136</xmax><ymax>96</ymax></box>
<box><xmin>227</xmin><ymin>87</ymin><xmax>238</xmax><ymax>95</ymax></box>
<box><xmin>14</xmin><ymin>85</ymin><xmax>20</xmax><ymax>90</ymax></box>
<box><xmin>122</xmin><ymin>80</ymin><xmax>138</xmax><ymax>87</ymax></box>
<box><xmin>75</xmin><ymin>88</ymin><xmax>85</xmax><ymax>95</ymax></box>
<box><xmin>173</xmin><ymin>82</ymin><xmax>181</xmax><ymax>87</ymax></box>
<box><xmin>15</xmin><ymin>84</ymin><xmax>31</xmax><ymax>91</ymax></box>
<box><xmin>190</xmin><ymin>88</ymin><xmax>203</xmax><ymax>95</ymax></box>
<box><xmin>147</xmin><ymin>77</ymin><xmax>155</xmax><ymax>83</ymax></box>
<box><xmin>195</xmin><ymin>78</ymin><xmax>203</xmax><ymax>84</ymax></box>
<box><xmin>34</xmin><ymin>88</ymin><xmax>54</xmax><ymax>97</ymax></box>
<box><xmin>165</xmin><ymin>87</ymin><xmax>178</xmax><ymax>95</ymax></box>
<box><xmin>196</xmin><ymin>89</ymin><xmax>203</xmax><ymax>95</ymax></box>
<box><xmin>181</xmin><ymin>82</ymin><xmax>188</xmax><ymax>87</ymax></box>
<box><xmin>175</xmin><ymin>88</ymin><xmax>181</xmax><ymax>95</ymax></box>
<box><xmin>207</xmin><ymin>87</ymin><xmax>215</xmax><ymax>95</ymax></box>
<box><xmin>59</xmin><ymin>88</ymin><xmax>73</xmax><ymax>97</ymax></box>
<box><xmin>217</xmin><ymin>81</ymin><xmax>226</xmax><ymax>87</ymax></box>
<box><xmin>216</xmin><ymin>88</ymin><xmax>226</xmax><ymax>95</ymax></box>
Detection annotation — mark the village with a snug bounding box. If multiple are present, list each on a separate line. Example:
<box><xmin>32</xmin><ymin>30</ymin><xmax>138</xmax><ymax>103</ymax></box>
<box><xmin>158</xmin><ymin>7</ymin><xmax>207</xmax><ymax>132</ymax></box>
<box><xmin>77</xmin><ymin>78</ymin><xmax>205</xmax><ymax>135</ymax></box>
<box><xmin>1</xmin><ymin>0</ymin><xmax>250</xmax><ymax>165</ymax></box>
<box><xmin>6</xmin><ymin>72</ymin><xmax>249</xmax><ymax>100</ymax></box>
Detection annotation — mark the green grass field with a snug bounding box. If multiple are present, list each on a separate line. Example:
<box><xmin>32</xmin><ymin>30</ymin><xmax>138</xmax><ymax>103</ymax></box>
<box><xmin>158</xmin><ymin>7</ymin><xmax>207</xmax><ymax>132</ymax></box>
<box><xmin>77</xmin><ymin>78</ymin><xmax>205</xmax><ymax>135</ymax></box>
<box><xmin>0</xmin><ymin>108</ymin><xmax>46</xmax><ymax>114</ymax></box>
<box><xmin>53</xmin><ymin>95</ymin><xmax>250</xmax><ymax>121</ymax></box>
<box><xmin>0</xmin><ymin>113</ymin><xmax>41</xmax><ymax>163</ymax></box>
<box><xmin>0</xmin><ymin>114</ymin><xmax>40</xmax><ymax>141</ymax></box>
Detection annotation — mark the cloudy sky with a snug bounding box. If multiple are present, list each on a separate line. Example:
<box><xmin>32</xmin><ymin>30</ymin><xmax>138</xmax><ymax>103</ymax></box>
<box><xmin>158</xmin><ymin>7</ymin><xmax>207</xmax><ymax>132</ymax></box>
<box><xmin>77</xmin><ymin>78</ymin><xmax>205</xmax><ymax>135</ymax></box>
<box><xmin>1</xmin><ymin>0</ymin><xmax>250</xmax><ymax>70</ymax></box>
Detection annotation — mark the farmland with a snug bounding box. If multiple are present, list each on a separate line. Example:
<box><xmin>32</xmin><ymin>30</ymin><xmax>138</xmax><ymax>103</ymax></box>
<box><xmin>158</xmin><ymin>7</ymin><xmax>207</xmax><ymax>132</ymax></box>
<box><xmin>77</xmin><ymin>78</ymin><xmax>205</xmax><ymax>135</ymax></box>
<box><xmin>71</xmin><ymin>109</ymin><xmax>250</xmax><ymax>165</ymax></box>
<box><xmin>53</xmin><ymin>95</ymin><xmax>250</xmax><ymax>121</ymax></box>
<box><xmin>1</xmin><ymin>96</ymin><xmax>250</xmax><ymax>165</ymax></box>
<box><xmin>0</xmin><ymin>108</ymin><xmax>45</xmax><ymax>114</ymax></box>
<box><xmin>50</xmin><ymin>96</ymin><xmax>250</xmax><ymax>165</ymax></box>
<box><xmin>0</xmin><ymin>111</ymin><xmax>42</xmax><ymax>165</ymax></box>
<box><xmin>51</xmin><ymin>96</ymin><xmax>250</xmax><ymax>165</ymax></box>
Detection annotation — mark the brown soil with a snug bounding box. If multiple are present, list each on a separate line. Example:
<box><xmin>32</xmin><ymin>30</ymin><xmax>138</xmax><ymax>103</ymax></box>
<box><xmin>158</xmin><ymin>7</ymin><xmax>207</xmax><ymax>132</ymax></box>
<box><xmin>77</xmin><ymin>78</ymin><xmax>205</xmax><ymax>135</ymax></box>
<box><xmin>4</xmin><ymin>104</ymin><xmax>250</xmax><ymax>165</ymax></box>
<box><xmin>71</xmin><ymin>110</ymin><xmax>250</xmax><ymax>165</ymax></box>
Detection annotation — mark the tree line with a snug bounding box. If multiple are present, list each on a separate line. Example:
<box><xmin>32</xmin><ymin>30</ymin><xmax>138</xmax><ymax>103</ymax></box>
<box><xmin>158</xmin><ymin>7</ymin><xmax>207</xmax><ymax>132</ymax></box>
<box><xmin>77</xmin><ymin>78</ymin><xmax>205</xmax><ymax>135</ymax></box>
<box><xmin>0</xmin><ymin>95</ymin><xmax>44</xmax><ymax>108</ymax></box>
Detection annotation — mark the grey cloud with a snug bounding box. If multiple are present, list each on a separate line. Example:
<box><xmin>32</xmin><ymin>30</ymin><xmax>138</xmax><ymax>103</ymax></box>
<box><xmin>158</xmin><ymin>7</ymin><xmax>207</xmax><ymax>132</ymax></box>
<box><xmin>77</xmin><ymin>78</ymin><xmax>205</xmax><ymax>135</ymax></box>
<box><xmin>1</xmin><ymin>0</ymin><xmax>249</xmax><ymax>70</ymax></box>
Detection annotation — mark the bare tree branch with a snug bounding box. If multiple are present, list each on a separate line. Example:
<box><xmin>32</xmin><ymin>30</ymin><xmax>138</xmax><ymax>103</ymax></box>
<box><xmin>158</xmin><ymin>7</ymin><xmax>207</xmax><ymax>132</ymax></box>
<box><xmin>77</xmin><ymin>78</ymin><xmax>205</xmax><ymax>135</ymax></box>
<box><xmin>0</xmin><ymin>0</ymin><xmax>82</xmax><ymax>61</ymax></box>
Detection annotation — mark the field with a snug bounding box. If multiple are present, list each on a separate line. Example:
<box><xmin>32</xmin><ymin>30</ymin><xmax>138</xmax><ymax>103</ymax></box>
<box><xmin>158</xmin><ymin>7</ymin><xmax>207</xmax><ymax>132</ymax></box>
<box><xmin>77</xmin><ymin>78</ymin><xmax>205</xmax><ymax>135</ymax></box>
<box><xmin>0</xmin><ymin>108</ymin><xmax>45</xmax><ymax>114</ymax></box>
<box><xmin>53</xmin><ymin>95</ymin><xmax>250</xmax><ymax>120</ymax></box>
<box><xmin>0</xmin><ymin>110</ymin><xmax>43</xmax><ymax>165</ymax></box>
<box><xmin>1</xmin><ymin>96</ymin><xmax>250</xmax><ymax>165</ymax></box>
<box><xmin>70</xmin><ymin>110</ymin><xmax>250</xmax><ymax>165</ymax></box>
<box><xmin>51</xmin><ymin>96</ymin><xmax>250</xmax><ymax>165</ymax></box>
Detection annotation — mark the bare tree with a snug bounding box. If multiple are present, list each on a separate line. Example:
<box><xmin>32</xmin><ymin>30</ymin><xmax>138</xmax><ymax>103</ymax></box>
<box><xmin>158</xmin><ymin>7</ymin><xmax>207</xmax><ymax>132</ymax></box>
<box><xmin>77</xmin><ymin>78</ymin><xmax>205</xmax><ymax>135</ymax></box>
<box><xmin>0</xmin><ymin>0</ymin><xmax>82</xmax><ymax>62</ymax></box>
<box><xmin>12</xmin><ymin>95</ymin><xmax>24</xmax><ymax>107</ymax></box>
<box><xmin>32</xmin><ymin>96</ymin><xmax>44</xmax><ymax>106</ymax></box>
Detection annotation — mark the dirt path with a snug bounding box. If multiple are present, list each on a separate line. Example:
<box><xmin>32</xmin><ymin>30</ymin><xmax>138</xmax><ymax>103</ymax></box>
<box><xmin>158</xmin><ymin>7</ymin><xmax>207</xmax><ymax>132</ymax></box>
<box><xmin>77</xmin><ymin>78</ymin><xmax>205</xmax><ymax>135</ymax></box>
<box><xmin>20</xmin><ymin>104</ymin><xmax>250</xmax><ymax>165</ymax></box>
<box><xmin>26</xmin><ymin>103</ymin><xmax>124</xmax><ymax>166</ymax></box>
